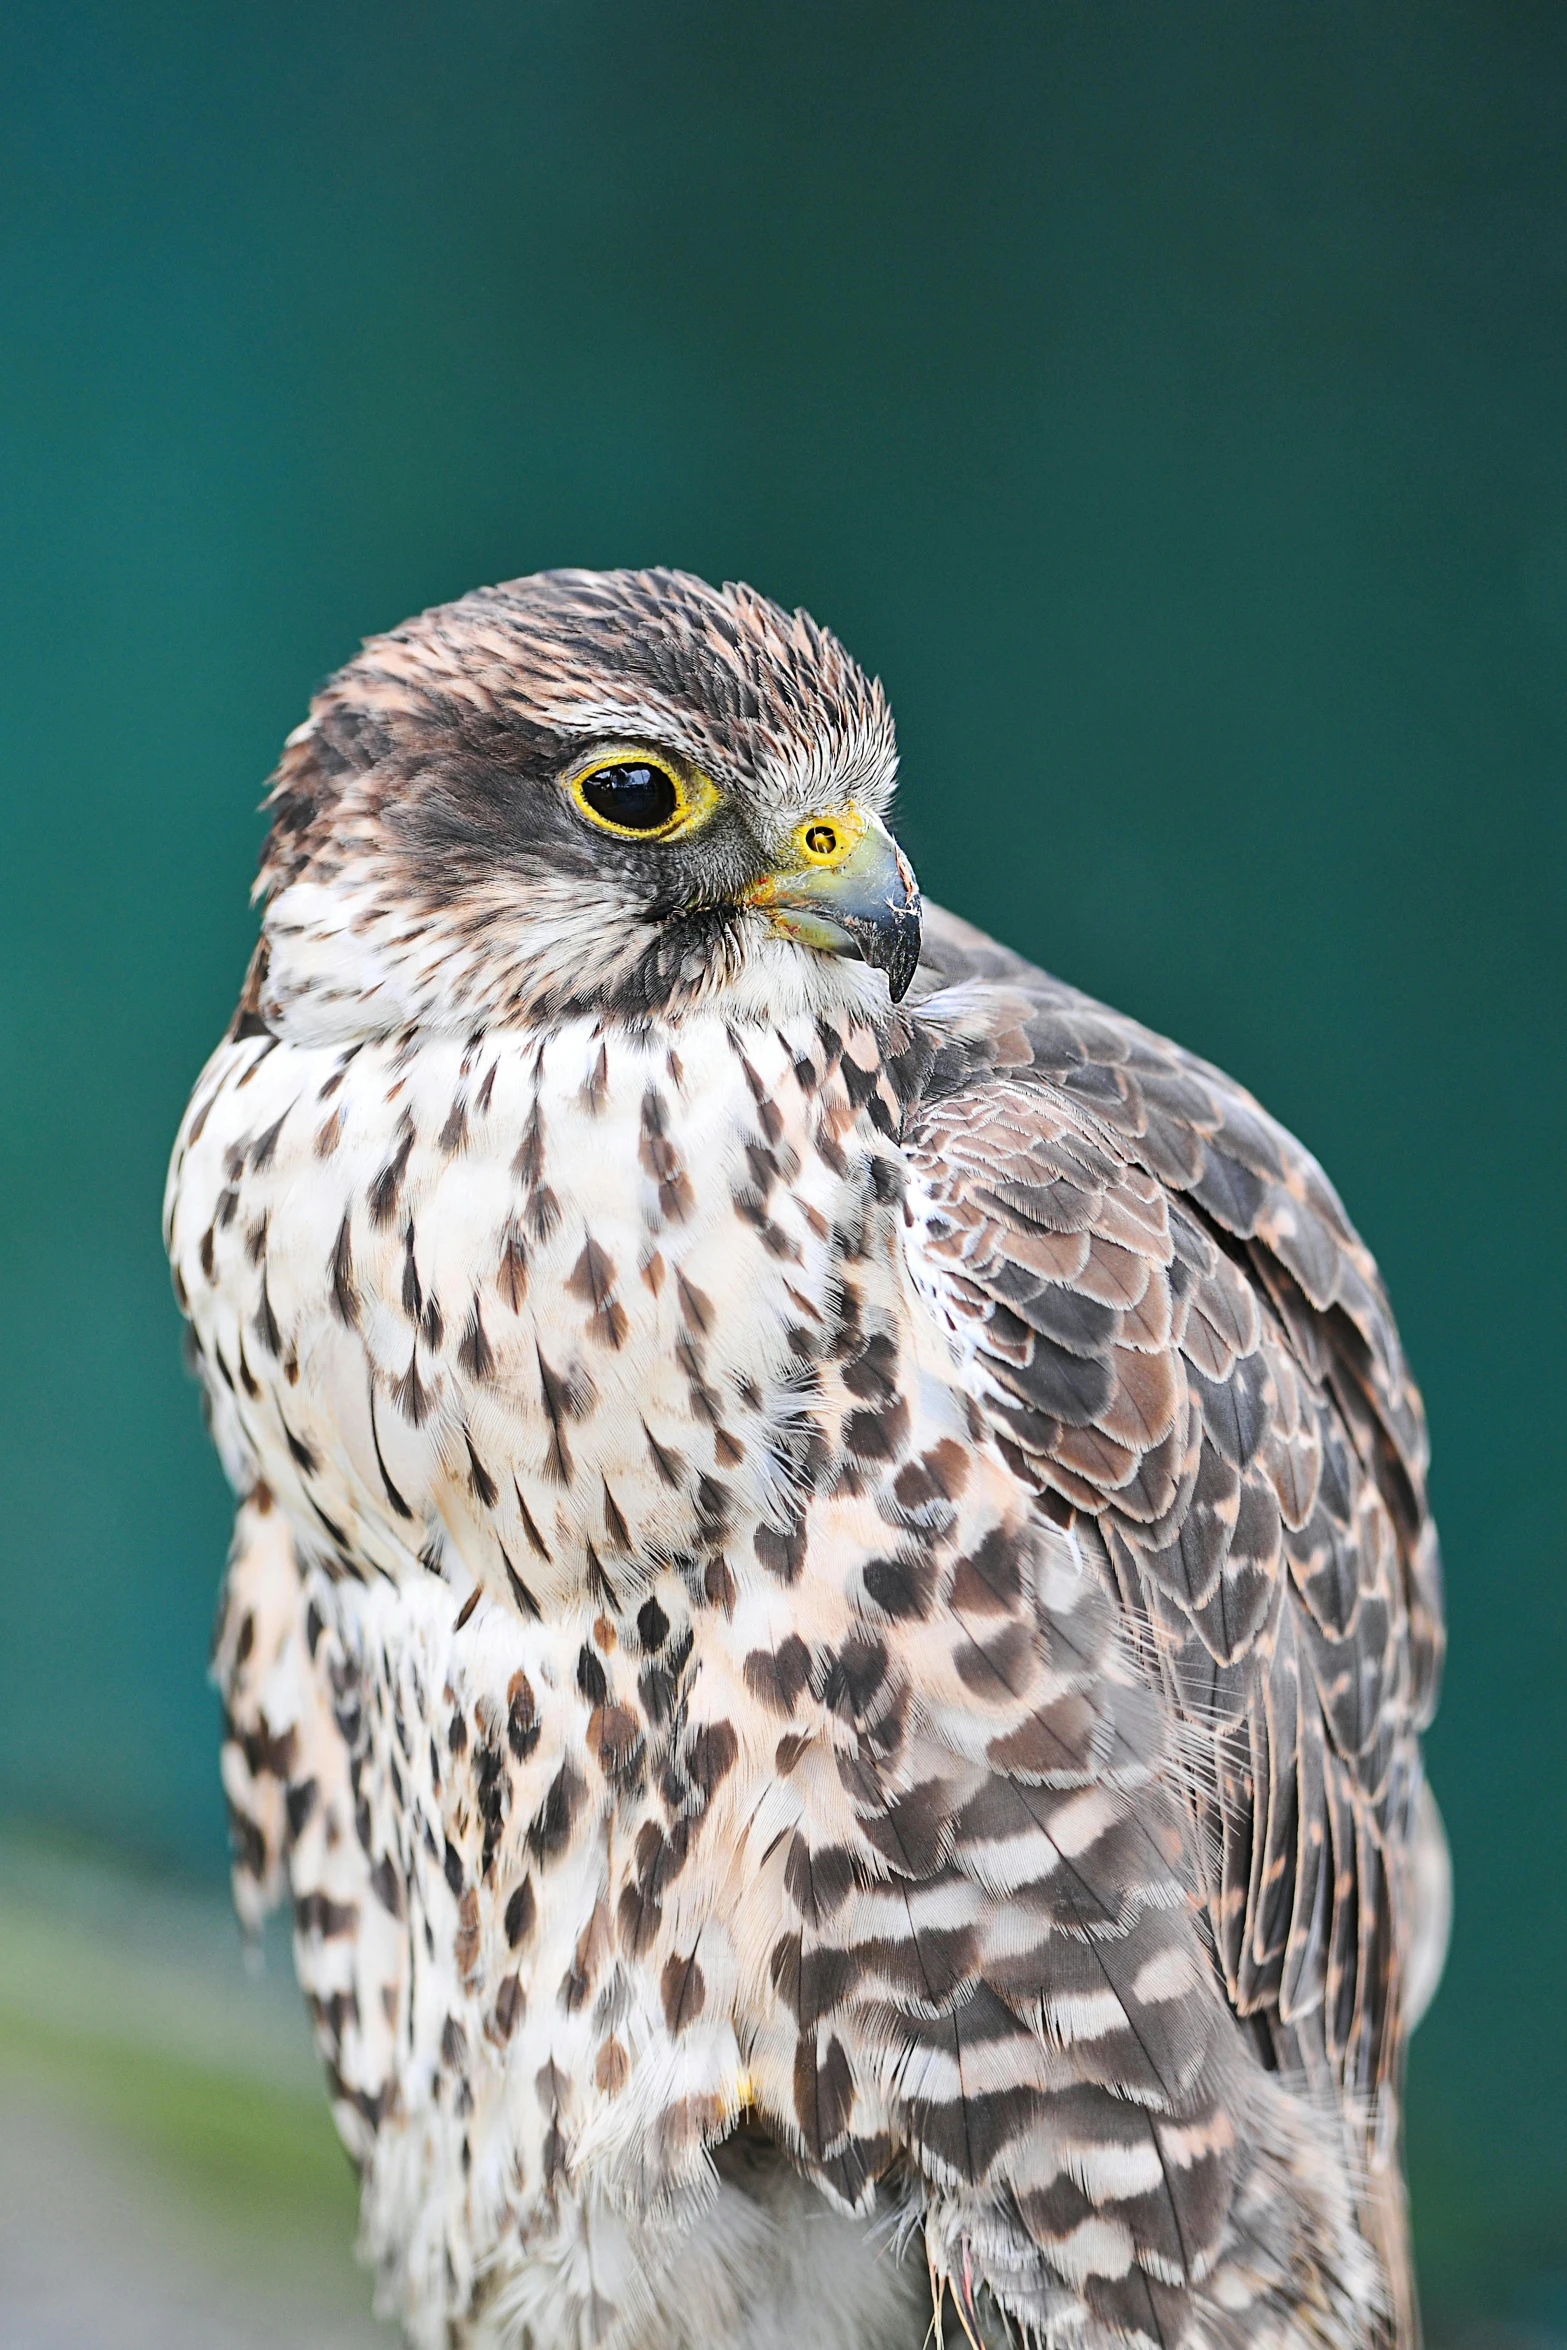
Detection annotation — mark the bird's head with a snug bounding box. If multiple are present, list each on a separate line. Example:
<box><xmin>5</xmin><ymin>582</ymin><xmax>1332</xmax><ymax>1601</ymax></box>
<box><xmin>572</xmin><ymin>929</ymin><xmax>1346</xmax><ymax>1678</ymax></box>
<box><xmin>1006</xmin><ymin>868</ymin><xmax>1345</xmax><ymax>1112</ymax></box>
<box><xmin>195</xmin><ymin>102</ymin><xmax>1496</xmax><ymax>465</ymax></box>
<box><xmin>253</xmin><ymin>568</ymin><xmax>921</xmax><ymax>1042</ymax></box>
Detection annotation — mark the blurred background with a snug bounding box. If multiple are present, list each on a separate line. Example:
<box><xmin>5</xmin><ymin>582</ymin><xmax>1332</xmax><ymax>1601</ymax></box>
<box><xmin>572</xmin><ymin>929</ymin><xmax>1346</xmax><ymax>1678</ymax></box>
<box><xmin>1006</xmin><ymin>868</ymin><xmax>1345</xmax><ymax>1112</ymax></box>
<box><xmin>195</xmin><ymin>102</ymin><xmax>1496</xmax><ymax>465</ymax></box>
<box><xmin>1</xmin><ymin>3</ymin><xmax>1563</xmax><ymax>2342</ymax></box>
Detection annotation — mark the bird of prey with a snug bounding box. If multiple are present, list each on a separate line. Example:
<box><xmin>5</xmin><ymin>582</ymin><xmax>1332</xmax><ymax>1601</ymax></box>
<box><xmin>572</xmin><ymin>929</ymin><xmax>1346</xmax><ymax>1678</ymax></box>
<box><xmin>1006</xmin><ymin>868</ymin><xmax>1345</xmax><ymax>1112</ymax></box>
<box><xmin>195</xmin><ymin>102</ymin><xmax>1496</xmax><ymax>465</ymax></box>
<box><xmin>166</xmin><ymin>569</ymin><xmax>1446</xmax><ymax>2350</ymax></box>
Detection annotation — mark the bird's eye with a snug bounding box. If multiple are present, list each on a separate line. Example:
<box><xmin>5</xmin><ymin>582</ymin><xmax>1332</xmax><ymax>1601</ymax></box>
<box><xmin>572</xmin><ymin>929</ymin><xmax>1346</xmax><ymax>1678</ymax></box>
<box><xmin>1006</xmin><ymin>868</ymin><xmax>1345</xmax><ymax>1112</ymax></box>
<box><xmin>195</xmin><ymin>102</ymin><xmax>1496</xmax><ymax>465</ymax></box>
<box><xmin>577</xmin><ymin>761</ymin><xmax>679</xmax><ymax>833</ymax></box>
<box><xmin>568</xmin><ymin>755</ymin><xmax>692</xmax><ymax>839</ymax></box>
<box><xmin>566</xmin><ymin>749</ymin><xmax>723</xmax><ymax>842</ymax></box>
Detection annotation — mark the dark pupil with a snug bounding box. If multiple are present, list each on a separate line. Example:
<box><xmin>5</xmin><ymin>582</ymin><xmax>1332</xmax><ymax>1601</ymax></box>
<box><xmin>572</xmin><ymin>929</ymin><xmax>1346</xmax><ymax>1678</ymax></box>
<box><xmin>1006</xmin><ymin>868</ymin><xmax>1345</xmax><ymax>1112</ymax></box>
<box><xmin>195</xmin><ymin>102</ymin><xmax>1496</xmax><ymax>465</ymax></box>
<box><xmin>580</xmin><ymin>762</ymin><xmax>678</xmax><ymax>832</ymax></box>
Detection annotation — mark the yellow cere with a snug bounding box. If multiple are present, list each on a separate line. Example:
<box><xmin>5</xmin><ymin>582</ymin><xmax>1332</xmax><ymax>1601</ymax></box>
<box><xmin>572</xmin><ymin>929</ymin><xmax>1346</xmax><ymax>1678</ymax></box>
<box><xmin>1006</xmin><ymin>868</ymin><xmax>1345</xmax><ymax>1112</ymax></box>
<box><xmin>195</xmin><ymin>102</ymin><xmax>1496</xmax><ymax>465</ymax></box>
<box><xmin>788</xmin><ymin>804</ymin><xmax>868</xmax><ymax>869</ymax></box>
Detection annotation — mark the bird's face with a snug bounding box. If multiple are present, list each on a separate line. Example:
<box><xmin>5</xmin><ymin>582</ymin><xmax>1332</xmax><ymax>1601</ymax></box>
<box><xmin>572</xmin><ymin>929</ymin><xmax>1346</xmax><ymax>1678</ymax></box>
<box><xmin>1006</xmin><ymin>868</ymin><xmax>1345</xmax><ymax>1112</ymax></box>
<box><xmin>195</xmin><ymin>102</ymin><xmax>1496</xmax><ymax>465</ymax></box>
<box><xmin>254</xmin><ymin>568</ymin><xmax>921</xmax><ymax>1043</ymax></box>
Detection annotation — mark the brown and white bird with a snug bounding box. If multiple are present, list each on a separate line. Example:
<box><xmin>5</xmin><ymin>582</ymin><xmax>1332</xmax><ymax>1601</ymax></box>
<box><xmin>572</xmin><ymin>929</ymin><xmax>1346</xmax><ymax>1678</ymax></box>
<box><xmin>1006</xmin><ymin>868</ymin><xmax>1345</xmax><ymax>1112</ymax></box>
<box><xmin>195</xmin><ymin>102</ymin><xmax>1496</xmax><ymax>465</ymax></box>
<box><xmin>166</xmin><ymin>569</ymin><xmax>1447</xmax><ymax>2350</ymax></box>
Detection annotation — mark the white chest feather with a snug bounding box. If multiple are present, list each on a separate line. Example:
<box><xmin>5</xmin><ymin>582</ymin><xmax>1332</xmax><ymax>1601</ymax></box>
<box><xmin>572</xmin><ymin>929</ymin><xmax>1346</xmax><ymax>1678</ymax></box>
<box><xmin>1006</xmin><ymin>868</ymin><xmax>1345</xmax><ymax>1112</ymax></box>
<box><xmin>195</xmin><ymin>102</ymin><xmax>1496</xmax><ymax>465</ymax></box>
<box><xmin>168</xmin><ymin>1010</ymin><xmax>904</xmax><ymax>1605</ymax></box>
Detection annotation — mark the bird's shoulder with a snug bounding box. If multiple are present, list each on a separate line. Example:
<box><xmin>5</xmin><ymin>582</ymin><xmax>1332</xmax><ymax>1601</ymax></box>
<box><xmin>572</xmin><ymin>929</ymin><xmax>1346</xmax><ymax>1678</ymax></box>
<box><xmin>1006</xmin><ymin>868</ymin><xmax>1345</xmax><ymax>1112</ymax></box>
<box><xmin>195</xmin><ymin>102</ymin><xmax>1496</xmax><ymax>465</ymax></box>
<box><xmin>903</xmin><ymin>900</ymin><xmax>1430</xmax><ymax>1516</ymax></box>
<box><xmin>895</xmin><ymin>901</ymin><xmax>1444</xmax><ymax>2101</ymax></box>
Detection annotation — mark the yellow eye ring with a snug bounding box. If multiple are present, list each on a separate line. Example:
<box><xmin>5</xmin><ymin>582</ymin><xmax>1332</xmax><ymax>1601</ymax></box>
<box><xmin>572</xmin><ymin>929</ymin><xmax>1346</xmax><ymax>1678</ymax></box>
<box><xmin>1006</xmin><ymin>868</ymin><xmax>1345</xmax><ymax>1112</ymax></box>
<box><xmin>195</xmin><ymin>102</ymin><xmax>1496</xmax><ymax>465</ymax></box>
<box><xmin>565</xmin><ymin>750</ymin><xmax>720</xmax><ymax>842</ymax></box>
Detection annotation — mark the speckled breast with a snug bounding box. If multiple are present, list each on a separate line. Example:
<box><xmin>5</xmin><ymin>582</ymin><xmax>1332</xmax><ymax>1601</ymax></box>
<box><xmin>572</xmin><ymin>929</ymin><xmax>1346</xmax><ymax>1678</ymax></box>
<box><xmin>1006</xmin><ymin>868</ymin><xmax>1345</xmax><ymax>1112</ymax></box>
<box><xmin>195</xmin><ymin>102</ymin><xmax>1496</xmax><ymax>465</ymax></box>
<box><xmin>166</xmin><ymin>1004</ymin><xmax>994</xmax><ymax>2310</ymax></box>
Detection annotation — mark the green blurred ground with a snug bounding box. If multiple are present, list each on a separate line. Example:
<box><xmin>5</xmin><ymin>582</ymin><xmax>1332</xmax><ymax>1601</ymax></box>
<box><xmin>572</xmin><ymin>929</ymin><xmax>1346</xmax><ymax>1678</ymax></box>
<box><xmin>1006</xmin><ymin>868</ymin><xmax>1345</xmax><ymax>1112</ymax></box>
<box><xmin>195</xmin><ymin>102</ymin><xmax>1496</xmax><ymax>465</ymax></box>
<box><xmin>1</xmin><ymin>3</ymin><xmax>1563</xmax><ymax>2337</ymax></box>
<box><xmin>0</xmin><ymin>1835</ymin><xmax>386</xmax><ymax>2344</ymax></box>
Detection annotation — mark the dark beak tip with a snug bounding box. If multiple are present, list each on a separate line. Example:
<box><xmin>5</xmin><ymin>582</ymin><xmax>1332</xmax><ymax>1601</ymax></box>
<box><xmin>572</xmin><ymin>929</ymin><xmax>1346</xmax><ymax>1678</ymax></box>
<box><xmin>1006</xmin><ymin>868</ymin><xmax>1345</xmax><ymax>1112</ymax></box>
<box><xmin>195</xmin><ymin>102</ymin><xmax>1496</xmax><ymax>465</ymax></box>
<box><xmin>859</xmin><ymin>893</ymin><xmax>922</xmax><ymax>1003</ymax></box>
<box><xmin>888</xmin><ymin>921</ymin><xmax>922</xmax><ymax>1002</ymax></box>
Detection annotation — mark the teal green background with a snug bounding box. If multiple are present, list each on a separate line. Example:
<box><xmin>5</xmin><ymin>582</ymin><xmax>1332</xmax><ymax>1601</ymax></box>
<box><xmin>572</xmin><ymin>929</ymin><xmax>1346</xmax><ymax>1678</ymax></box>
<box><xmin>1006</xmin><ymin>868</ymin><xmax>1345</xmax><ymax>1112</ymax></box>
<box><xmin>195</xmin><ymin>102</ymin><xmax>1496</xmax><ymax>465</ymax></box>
<box><xmin>2</xmin><ymin>4</ymin><xmax>1562</xmax><ymax>2333</ymax></box>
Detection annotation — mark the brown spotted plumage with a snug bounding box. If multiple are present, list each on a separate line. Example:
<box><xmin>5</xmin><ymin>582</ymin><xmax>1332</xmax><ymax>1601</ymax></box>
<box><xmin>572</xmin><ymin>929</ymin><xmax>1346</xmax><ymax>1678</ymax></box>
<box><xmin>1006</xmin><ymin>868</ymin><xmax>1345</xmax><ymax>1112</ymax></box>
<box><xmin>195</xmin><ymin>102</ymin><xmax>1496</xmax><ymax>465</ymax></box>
<box><xmin>168</xmin><ymin>569</ymin><xmax>1446</xmax><ymax>2350</ymax></box>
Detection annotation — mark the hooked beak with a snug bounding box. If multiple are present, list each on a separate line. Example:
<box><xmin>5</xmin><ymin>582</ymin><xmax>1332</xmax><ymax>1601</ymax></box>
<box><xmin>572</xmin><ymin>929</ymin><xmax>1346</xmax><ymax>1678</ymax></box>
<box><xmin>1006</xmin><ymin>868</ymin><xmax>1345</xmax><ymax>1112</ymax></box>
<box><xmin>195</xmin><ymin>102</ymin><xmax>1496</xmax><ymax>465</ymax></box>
<box><xmin>739</xmin><ymin>812</ymin><xmax>923</xmax><ymax>1003</ymax></box>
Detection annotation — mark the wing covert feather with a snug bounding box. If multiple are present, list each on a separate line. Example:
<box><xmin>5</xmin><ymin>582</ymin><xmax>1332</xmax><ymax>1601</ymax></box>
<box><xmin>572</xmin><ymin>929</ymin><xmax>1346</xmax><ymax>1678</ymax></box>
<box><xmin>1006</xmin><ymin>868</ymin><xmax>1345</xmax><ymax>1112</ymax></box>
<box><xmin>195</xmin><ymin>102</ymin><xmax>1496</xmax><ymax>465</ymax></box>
<box><xmin>902</xmin><ymin>905</ymin><xmax>1443</xmax><ymax>2105</ymax></box>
